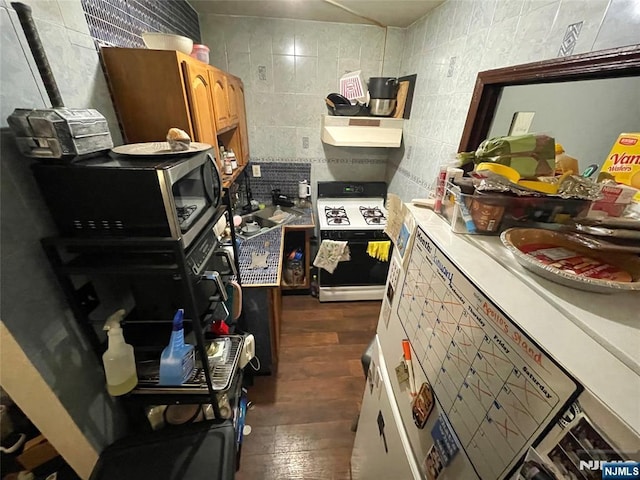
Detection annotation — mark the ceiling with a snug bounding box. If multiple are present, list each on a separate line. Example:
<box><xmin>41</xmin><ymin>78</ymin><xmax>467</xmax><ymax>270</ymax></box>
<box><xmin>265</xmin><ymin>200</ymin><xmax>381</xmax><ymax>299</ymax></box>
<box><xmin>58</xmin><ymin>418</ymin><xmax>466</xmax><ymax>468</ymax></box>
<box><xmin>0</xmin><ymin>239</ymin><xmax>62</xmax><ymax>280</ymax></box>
<box><xmin>188</xmin><ymin>0</ymin><xmax>444</xmax><ymax>28</ymax></box>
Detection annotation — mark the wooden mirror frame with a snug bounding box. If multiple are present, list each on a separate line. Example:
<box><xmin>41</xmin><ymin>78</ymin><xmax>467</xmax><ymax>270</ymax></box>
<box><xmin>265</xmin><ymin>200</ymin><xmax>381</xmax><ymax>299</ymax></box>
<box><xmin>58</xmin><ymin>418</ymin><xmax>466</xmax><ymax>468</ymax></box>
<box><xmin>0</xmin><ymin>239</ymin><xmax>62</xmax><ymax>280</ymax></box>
<box><xmin>458</xmin><ymin>44</ymin><xmax>640</xmax><ymax>153</ymax></box>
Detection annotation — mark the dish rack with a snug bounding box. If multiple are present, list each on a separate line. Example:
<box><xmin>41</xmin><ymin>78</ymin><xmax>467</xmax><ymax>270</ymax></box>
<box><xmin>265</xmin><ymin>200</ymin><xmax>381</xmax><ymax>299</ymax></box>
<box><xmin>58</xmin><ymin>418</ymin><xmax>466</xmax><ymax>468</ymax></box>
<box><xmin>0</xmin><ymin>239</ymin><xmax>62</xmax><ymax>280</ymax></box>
<box><xmin>135</xmin><ymin>335</ymin><xmax>244</xmax><ymax>395</ymax></box>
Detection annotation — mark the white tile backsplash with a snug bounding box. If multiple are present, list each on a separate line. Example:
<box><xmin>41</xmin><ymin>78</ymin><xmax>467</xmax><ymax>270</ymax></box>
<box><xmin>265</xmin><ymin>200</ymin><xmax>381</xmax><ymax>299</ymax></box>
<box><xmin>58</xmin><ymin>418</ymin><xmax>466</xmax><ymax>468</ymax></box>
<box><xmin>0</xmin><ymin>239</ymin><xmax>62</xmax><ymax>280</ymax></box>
<box><xmin>317</xmin><ymin>22</ymin><xmax>341</xmax><ymax>59</ymax></box>
<box><xmin>592</xmin><ymin>0</ymin><xmax>640</xmax><ymax>51</ymax></box>
<box><xmin>493</xmin><ymin>0</ymin><xmax>525</xmax><ymax>23</ymax></box>
<box><xmin>549</xmin><ymin>0</ymin><xmax>609</xmax><ymax>57</ymax></box>
<box><xmin>450</xmin><ymin>0</ymin><xmax>474</xmax><ymax>41</ymax></box>
<box><xmin>227</xmin><ymin>52</ymin><xmax>251</xmax><ymax>81</ymax></box>
<box><xmin>360</xmin><ymin>26</ymin><xmax>386</xmax><ymax>61</ymax></box>
<box><xmin>273</xmin><ymin>54</ymin><xmax>296</xmax><ymax>93</ymax></box>
<box><xmin>295</xmin><ymin>55</ymin><xmax>319</xmax><ymax>93</ymax></box>
<box><xmin>339</xmin><ymin>27</ymin><xmax>362</xmax><ymax>59</ymax></box>
<box><xmin>295</xmin><ymin>31</ymin><xmax>319</xmax><ymax>57</ymax></box>
<box><xmin>510</xmin><ymin>1</ymin><xmax>561</xmax><ymax>65</ymax></box>
<box><xmin>272</xmin><ymin>19</ymin><xmax>296</xmax><ymax>55</ymax></box>
<box><xmin>249</xmin><ymin>52</ymin><xmax>273</xmax><ymax>93</ymax></box>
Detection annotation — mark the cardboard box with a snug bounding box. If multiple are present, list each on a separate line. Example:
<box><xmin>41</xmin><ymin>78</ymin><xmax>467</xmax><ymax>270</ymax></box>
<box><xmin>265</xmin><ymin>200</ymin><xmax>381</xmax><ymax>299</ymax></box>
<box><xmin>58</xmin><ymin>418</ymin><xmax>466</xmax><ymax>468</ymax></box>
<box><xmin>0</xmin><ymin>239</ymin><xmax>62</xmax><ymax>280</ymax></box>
<box><xmin>16</xmin><ymin>435</ymin><xmax>59</xmax><ymax>471</ymax></box>
<box><xmin>599</xmin><ymin>133</ymin><xmax>640</xmax><ymax>202</ymax></box>
<box><xmin>587</xmin><ymin>183</ymin><xmax>639</xmax><ymax>217</ymax></box>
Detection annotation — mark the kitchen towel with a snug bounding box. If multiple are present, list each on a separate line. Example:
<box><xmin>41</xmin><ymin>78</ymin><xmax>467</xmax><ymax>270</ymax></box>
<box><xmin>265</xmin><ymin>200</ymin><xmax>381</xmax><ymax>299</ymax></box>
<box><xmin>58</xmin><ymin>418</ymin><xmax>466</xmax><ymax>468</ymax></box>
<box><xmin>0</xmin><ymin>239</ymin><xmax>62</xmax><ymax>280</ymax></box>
<box><xmin>313</xmin><ymin>240</ymin><xmax>350</xmax><ymax>274</ymax></box>
<box><xmin>367</xmin><ymin>241</ymin><xmax>391</xmax><ymax>262</ymax></box>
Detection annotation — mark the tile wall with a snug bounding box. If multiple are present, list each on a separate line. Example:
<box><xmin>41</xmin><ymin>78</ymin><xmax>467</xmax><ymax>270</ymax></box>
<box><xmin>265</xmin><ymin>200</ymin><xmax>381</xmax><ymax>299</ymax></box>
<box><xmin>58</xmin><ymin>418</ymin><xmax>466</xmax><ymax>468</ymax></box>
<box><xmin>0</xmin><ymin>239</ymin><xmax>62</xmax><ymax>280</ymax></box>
<box><xmin>199</xmin><ymin>15</ymin><xmax>404</xmax><ymax>194</ymax></box>
<box><xmin>81</xmin><ymin>0</ymin><xmax>200</xmax><ymax>48</ymax></box>
<box><xmin>387</xmin><ymin>0</ymin><xmax>640</xmax><ymax>201</ymax></box>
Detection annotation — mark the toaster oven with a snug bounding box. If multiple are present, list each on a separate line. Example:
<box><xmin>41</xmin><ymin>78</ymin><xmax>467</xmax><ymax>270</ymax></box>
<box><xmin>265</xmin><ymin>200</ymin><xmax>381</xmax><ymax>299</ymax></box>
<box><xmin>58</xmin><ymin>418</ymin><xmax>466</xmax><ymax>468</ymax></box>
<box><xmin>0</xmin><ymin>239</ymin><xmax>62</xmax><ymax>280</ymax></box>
<box><xmin>32</xmin><ymin>148</ymin><xmax>222</xmax><ymax>249</ymax></box>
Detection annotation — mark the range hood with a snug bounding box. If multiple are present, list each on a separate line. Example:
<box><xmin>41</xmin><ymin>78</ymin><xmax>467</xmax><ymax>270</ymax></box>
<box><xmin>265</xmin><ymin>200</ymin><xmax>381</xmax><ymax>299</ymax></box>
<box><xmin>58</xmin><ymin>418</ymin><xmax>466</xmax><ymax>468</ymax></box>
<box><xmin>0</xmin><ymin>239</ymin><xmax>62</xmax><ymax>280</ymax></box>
<box><xmin>321</xmin><ymin>115</ymin><xmax>403</xmax><ymax>148</ymax></box>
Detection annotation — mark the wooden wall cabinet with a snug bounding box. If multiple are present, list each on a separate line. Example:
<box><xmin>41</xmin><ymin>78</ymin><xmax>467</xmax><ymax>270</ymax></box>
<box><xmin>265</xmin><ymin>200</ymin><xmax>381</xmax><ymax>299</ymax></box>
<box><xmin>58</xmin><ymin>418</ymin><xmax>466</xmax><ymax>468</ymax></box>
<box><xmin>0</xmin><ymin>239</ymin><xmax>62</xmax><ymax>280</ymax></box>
<box><xmin>182</xmin><ymin>60</ymin><xmax>218</xmax><ymax>148</ymax></box>
<box><xmin>209</xmin><ymin>67</ymin><xmax>233</xmax><ymax>133</ymax></box>
<box><xmin>101</xmin><ymin>48</ymin><xmax>249</xmax><ymax>184</ymax></box>
<box><xmin>226</xmin><ymin>75</ymin><xmax>239</xmax><ymax>127</ymax></box>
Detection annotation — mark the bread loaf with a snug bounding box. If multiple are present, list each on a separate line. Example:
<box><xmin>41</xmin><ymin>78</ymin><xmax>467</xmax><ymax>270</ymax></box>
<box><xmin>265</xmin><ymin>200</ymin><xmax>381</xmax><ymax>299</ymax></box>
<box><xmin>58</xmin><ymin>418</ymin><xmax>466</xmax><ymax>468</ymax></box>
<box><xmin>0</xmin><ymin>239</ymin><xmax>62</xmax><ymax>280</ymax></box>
<box><xmin>166</xmin><ymin>128</ymin><xmax>191</xmax><ymax>151</ymax></box>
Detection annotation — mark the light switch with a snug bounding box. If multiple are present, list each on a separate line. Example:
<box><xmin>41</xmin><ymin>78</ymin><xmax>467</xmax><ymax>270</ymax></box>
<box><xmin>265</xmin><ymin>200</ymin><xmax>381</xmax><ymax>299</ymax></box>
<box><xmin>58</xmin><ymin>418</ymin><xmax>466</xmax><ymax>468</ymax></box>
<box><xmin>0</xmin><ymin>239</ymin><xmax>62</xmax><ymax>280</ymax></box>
<box><xmin>252</xmin><ymin>164</ymin><xmax>261</xmax><ymax>177</ymax></box>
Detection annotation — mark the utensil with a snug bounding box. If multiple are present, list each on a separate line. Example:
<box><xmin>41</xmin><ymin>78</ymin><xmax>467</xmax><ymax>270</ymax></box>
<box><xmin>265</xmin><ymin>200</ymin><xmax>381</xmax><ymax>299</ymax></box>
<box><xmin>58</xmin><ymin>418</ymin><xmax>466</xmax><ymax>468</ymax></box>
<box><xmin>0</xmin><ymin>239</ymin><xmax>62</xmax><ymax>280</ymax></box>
<box><xmin>7</xmin><ymin>2</ymin><xmax>113</xmax><ymax>160</ymax></box>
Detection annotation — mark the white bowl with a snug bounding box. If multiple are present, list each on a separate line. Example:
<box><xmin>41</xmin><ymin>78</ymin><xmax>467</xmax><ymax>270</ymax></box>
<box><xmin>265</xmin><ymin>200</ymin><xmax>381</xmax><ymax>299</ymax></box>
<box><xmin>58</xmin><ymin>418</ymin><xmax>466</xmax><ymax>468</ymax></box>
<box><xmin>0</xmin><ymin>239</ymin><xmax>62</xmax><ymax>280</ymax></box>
<box><xmin>142</xmin><ymin>32</ymin><xmax>193</xmax><ymax>55</ymax></box>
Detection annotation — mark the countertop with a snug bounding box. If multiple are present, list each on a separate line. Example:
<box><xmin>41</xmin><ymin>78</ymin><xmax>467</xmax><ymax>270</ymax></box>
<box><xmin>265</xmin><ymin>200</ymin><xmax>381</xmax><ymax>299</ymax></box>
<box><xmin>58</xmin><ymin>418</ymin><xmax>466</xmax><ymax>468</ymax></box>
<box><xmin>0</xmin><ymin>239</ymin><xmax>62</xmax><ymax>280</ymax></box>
<box><xmin>237</xmin><ymin>205</ymin><xmax>315</xmax><ymax>287</ymax></box>
<box><xmin>407</xmin><ymin>204</ymin><xmax>640</xmax><ymax>434</ymax></box>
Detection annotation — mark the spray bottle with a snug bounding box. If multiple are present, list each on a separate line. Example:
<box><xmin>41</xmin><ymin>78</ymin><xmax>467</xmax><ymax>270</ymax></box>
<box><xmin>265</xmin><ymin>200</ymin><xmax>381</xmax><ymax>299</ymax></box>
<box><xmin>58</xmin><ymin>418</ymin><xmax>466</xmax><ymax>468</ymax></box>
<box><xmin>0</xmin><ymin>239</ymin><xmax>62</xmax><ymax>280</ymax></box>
<box><xmin>102</xmin><ymin>309</ymin><xmax>138</xmax><ymax>396</ymax></box>
<box><xmin>159</xmin><ymin>309</ymin><xmax>195</xmax><ymax>385</ymax></box>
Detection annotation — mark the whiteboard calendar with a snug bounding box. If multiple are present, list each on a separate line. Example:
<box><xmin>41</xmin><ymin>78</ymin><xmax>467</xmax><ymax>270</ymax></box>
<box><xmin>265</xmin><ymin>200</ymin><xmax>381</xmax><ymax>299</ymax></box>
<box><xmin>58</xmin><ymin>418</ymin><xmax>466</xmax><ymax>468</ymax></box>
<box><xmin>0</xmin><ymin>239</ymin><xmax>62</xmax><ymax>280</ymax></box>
<box><xmin>397</xmin><ymin>227</ymin><xmax>581</xmax><ymax>479</ymax></box>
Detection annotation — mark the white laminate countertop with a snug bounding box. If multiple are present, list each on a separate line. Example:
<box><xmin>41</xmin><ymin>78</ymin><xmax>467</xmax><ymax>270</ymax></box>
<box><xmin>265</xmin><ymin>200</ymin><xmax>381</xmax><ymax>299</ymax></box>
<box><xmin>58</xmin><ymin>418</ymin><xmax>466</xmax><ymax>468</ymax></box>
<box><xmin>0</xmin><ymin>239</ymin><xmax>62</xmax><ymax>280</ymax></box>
<box><xmin>407</xmin><ymin>204</ymin><xmax>640</xmax><ymax>435</ymax></box>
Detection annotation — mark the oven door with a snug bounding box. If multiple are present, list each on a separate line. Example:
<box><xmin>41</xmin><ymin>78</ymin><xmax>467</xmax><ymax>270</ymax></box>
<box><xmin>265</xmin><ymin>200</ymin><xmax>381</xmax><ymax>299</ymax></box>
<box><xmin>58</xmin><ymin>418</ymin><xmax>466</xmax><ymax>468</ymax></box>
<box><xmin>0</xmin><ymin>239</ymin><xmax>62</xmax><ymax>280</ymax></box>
<box><xmin>319</xmin><ymin>237</ymin><xmax>391</xmax><ymax>287</ymax></box>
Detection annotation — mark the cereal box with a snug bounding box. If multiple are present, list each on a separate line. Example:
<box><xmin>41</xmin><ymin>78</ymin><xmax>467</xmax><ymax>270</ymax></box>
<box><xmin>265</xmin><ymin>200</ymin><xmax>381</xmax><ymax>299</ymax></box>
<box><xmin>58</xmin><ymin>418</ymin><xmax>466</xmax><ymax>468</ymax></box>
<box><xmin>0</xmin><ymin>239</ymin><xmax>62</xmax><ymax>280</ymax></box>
<box><xmin>599</xmin><ymin>133</ymin><xmax>640</xmax><ymax>202</ymax></box>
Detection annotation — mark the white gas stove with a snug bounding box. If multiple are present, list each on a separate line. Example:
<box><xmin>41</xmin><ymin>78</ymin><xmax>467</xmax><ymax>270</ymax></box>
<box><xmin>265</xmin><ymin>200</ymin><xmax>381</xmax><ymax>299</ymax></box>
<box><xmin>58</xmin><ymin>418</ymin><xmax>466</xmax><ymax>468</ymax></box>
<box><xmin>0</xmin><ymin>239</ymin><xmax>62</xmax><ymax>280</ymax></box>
<box><xmin>316</xmin><ymin>182</ymin><xmax>391</xmax><ymax>302</ymax></box>
<box><xmin>316</xmin><ymin>199</ymin><xmax>388</xmax><ymax>231</ymax></box>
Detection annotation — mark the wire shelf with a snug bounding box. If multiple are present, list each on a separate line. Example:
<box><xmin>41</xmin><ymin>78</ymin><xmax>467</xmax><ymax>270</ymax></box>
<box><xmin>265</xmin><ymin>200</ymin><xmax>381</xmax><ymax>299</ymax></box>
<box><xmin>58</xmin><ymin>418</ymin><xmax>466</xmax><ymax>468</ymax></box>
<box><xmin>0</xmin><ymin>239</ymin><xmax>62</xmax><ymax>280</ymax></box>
<box><xmin>134</xmin><ymin>335</ymin><xmax>243</xmax><ymax>395</ymax></box>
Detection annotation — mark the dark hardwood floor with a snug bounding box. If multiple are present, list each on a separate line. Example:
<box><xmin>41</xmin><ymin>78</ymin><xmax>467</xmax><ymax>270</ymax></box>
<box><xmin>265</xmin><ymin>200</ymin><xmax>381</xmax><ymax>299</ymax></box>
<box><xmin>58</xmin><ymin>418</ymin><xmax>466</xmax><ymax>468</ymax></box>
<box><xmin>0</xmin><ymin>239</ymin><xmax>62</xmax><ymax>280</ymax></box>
<box><xmin>236</xmin><ymin>295</ymin><xmax>380</xmax><ymax>480</ymax></box>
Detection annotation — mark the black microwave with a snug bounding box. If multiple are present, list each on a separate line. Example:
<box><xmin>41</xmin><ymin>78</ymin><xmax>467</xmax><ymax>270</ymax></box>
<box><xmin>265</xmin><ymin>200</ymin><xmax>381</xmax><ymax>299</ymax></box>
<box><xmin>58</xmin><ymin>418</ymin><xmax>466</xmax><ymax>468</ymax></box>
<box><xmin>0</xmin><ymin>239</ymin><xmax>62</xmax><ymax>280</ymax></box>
<box><xmin>32</xmin><ymin>149</ymin><xmax>222</xmax><ymax>249</ymax></box>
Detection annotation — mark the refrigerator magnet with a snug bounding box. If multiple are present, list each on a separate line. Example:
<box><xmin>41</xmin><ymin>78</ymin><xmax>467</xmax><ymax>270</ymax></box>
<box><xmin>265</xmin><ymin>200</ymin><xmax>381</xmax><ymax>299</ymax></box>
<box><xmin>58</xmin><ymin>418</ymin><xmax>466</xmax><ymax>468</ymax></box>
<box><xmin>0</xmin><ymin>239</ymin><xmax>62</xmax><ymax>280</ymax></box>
<box><xmin>431</xmin><ymin>414</ymin><xmax>460</xmax><ymax>466</ymax></box>
<box><xmin>412</xmin><ymin>382</ymin><xmax>435</xmax><ymax>429</ymax></box>
<box><xmin>423</xmin><ymin>444</ymin><xmax>444</xmax><ymax>480</ymax></box>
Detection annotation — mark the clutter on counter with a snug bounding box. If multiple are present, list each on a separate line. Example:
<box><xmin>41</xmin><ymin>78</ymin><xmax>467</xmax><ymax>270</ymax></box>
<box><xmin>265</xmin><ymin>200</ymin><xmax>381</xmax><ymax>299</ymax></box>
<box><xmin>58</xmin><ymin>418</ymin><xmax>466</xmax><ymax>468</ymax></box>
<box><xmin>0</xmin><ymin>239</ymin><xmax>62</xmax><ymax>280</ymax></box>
<box><xmin>432</xmin><ymin>131</ymin><xmax>640</xmax><ymax>292</ymax></box>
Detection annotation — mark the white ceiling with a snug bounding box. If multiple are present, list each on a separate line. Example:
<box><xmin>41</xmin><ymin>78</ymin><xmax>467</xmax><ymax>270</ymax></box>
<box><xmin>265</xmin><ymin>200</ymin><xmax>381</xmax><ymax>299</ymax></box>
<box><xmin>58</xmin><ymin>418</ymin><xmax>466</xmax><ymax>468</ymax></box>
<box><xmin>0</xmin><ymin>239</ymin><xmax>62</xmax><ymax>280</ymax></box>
<box><xmin>188</xmin><ymin>0</ymin><xmax>444</xmax><ymax>28</ymax></box>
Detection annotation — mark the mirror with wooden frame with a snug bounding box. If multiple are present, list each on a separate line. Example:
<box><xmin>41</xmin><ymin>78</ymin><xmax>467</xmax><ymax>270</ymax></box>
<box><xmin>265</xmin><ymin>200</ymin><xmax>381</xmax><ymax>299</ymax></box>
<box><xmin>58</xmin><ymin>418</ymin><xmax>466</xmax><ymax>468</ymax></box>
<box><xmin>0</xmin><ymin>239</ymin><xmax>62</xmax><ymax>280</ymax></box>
<box><xmin>458</xmin><ymin>44</ymin><xmax>640</xmax><ymax>155</ymax></box>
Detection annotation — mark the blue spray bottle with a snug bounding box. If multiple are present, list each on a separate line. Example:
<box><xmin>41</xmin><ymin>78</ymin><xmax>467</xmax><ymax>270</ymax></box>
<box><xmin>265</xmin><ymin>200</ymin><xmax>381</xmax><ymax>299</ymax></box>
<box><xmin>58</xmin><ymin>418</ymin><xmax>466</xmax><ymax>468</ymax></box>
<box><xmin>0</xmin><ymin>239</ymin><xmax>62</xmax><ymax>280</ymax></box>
<box><xmin>159</xmin><ymin>309</ymin><xmax>195</xmax><ymax>385</ymax></box>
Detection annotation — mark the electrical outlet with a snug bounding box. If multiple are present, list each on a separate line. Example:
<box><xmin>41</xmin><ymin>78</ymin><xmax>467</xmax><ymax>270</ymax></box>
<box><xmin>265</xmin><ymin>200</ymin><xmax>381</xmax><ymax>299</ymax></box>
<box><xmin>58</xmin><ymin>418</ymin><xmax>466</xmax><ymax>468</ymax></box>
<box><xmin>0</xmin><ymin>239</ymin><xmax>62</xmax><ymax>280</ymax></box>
<box><xmin>252</xmin><ymin>164</ymin><xmax>261</xmax><ymax>177</ymax></box>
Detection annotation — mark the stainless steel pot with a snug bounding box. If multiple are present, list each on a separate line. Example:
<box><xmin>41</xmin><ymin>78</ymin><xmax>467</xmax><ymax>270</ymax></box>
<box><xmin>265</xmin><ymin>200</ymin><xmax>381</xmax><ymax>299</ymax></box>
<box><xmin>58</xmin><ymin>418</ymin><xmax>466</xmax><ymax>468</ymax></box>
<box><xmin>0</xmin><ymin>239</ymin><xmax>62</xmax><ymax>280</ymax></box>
<box><xmin>368</xmin><ymin>77</ymin><xmax>399</xmax><ymax>99</ymax></box>
<box><xmin>369</xmin><ymin>99</ymin><xmax>396</xmax><ymax>116</ymax></box>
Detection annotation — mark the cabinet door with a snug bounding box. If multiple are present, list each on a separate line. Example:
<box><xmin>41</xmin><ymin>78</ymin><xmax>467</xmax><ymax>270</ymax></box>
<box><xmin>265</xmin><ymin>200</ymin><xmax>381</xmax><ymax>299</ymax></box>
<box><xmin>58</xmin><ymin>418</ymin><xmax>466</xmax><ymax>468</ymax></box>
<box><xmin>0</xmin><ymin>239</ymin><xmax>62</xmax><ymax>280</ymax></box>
<box><xmin>227</xmin><ymin>77</ymin><xmax>239</xmax><ymax>127</ymax></box>
<box><xmin>182</xmin><ymin>60</ymin><xmax>217</xmax><ymax>147</ymax></box>
<box><xmin>209</xmin><ymin>68</ymin><xmax>231</xmax><ymax>132</ymax></box>
<box><xmin>236</xmin><ymin>79</ymin><xmax>250</xmax><ymax>166</ymax></box>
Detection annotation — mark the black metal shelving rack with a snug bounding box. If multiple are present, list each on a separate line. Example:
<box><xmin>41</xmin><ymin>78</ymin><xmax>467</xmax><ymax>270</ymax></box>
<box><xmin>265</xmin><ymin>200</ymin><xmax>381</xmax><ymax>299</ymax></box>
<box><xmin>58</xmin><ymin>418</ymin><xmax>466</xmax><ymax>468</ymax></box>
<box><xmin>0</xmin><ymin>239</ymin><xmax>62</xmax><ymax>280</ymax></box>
<box><xmin>41</xmin><ymin>189</ymin><xmax>243</xmax><ymax>421</ymax></box>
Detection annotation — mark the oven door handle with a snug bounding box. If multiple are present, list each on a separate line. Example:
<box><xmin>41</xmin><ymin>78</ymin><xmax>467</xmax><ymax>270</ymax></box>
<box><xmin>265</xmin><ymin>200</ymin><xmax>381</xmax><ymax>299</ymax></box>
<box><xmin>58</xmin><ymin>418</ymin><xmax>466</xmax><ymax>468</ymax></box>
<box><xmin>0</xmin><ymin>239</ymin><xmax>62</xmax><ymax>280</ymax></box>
<box><xmin>201</xmin><ymin>270</ymin><xmax>228</xmax><ymax>302</ymax></box>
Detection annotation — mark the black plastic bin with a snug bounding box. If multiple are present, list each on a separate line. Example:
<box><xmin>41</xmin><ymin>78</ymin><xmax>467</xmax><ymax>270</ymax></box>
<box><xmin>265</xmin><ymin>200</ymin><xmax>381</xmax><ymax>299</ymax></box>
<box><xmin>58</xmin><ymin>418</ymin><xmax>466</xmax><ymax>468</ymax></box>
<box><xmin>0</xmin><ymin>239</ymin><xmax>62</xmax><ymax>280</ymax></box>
<box><xmin>90</xmin><ymin>420</ymin><xmax>236</xmax><ymax>480</ymax></box>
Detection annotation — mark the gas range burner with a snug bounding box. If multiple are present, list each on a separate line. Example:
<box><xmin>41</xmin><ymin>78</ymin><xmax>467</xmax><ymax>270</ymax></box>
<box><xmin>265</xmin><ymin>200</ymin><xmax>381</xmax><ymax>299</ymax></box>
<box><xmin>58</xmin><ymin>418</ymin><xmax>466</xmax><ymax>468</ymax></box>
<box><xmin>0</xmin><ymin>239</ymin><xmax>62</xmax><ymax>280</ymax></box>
<box><xmin>325</xmin><ymin>206</ymin><xmax>350</xmax><ymax>225</ymax></box>
<box><xmin>360</xmin><ymin>206</ymin><xmax>386</xmax><ymax>226</ymax></box>
<box><xmin>176</xmin><ymin>204</ymin><xmax>198</xmax><ymax>225</ymax></box>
